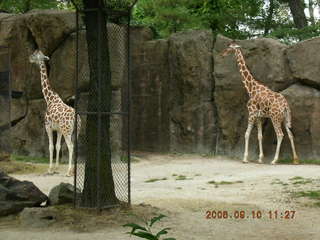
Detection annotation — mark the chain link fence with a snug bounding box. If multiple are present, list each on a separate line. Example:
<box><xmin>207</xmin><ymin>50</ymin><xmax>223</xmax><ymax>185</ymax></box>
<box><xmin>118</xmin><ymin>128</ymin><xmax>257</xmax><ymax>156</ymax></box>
<box><xmin>74</xmin><ymin>8</ymin><xmax>131</xmax><ymax>209</ymax></box>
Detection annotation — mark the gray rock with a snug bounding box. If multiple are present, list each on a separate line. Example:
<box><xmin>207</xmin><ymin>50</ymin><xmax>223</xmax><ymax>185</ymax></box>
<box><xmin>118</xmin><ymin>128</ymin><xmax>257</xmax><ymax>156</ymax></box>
<box><xmin>286</xmin><ymin>37</ymin><xmax>320</xmax><ymax>88</ymax></box>
<box><xmin>280</xmin><ymin>84</ymin><xmax>320</xmax><ymax>159</ymax></box>
<box><xmin>131</xmin><ymin>39</ymin><xmax>171</xmax><ymax>152</ymax></box>
<box><xmin>20</xmin><ymin>207</ymin><xmax>59</xmax><ymax>227</ymax></box>
<box><xmin>0</xmin><ymin>171</ymin><xmax>48</xmax><ymax>216</ymax></box>
<box><xmin>10</xmin><ymin>99</ymin><xmax>48</xmax><ymax>157</ymax></box>
<box><xmin>168</xmin><ymin>30</ymin><xmax>216</xmax><ymax>153</ymax></box>
<box><xmin>48</xmin><ymin>182</ymin><xmax>75</xmax><ymax>205</ymax></box>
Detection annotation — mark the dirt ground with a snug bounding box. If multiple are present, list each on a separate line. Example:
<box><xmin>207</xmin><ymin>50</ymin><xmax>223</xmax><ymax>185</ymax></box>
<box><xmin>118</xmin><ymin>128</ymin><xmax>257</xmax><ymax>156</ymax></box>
<box><xmin>1</xmin><ymin>153</ymin><xmax>320</xmax><ymax>240</ymax></box>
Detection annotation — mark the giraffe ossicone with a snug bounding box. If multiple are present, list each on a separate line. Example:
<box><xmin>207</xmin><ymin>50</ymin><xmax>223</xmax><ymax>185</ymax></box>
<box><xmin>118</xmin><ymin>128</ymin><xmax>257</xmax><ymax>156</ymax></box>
<box><xmin>29</xmin><ymin>50</ymin><xmax>81</xmax><ymax>176</ymax></box>
<box><xmin>221</xmin><ymin>42</ymin><xmax>299</xmax><ymax>165</ymax></box>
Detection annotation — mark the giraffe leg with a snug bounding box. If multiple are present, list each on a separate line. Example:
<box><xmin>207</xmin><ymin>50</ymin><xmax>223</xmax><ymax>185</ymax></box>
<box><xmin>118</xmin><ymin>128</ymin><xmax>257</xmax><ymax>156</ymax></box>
<box><xmin>55</xmin><ymin>131</ymin><xmax>62</xmax><ymax>171</ymax></box>
<box><xmin>285</xmin><ymin>125</ymin><xmax>299</xmax><ymax>164</ymax></box>
<box><xmin>46</xmin><ymin>127</ymin><xmax>54</xmax><ymax>174</ymax></box>
<box><xmin>64</xmin><ymin>134</ymin><xmax>74</xmax><ymax>177</ymax></box>
<box><xmin>271</xmin><ymin>122</ymin><xmax>284</xmax><ymax>165</ymax></box>
<box><xmin>243</xmin><ymin>122</ymin><xmax>254</xmax><ymax>163</ymax></box>
<box><xmin>257</xmin><ymin>119</ymin><xmax>264</xmax><ymax>163</ymax></box>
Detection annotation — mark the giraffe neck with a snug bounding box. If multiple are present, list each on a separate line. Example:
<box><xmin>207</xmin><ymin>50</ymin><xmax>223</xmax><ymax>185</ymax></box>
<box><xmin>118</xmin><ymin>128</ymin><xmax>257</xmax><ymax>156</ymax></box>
<box><xmin>39</xmin><ymin>61</ymin><xmax>55</xmax><ymax>105</ymax></box>
<box><xmin>234</xmin><ymin>49</ymin><xmax>258</xmax><ymax>97</ymax></box>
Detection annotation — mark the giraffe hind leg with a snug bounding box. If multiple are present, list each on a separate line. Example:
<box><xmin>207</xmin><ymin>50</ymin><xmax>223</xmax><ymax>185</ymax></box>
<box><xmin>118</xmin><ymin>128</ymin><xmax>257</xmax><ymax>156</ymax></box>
<box><xmin>285</xmin><ymin>125</ymin><xmax>299</xmax><ymax>164</ymax></box>
<box><xmin>64</xmin><ymin>134</ymin><xmax>74</xmax><ymax>177</ymax></box>
<box><xmin>271</xmin><ymin>121</ymin><xmax>284</xmax><ymax>165</ymax></box>
<box><xmin>46</xmin><ymin>126</ymin><xmax>54</xmax><ymax>174</ymax></box>
<box><xmin>243</xmin><ymin>122</ymin><xmax>254</xmax><ymax>163</ymax></box>
<box><xmin>257</xmin><ymin>119</ymin><xmax>264</xmax><ymax>163</ymax></box>
<box><xmin>55</xmin><ymin>131</ymin><xmax>62</xmax><ymax>171</ymax></box>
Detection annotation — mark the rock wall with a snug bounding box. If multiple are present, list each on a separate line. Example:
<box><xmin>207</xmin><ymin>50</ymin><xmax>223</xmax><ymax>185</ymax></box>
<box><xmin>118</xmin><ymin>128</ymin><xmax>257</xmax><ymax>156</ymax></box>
<box><xmin>1</xmin><ymin>10</ymin><xmax>320</xmax><ymax>161</ymax></box>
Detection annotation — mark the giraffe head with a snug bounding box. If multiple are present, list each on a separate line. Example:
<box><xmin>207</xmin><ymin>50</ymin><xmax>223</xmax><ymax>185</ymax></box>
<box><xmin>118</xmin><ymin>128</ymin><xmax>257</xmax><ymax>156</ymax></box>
<box><xmin>221</xmin><ymin>42</ymin><xmax>241</xmax><ymax>57</ymax></box>
<box><xmin>29</xmin><ymin>50</ymin><xmax>49</xmax><ymax>65</ymax></box>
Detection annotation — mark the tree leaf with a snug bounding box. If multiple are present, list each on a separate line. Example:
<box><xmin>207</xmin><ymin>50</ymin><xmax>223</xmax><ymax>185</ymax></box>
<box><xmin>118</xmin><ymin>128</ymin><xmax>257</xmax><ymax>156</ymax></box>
<box><xmin>131</xmin><ymin>231</ymin><xmax>158</xmax><ymax>240</ymax></box>
<box><xmin>123</xmin><ymin>223</ymin><xmax>148</xmax><ymax>234</ymax></box>
<box><xmin>150</xmin><ymin>214</ymin><xmax>167</xmax><ymax>227</ymax></box>
<box><xmin>156</xmin><ymin>228</ymin><xmax>171</xmax><ymax>238</ymax></box>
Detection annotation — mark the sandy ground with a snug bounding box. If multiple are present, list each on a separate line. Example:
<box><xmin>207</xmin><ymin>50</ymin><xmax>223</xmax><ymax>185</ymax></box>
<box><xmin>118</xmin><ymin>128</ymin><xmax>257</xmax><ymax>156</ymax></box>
<box><xmin>1</xmin><ymin>154</ymin><xmax>320</xmax><ymax>240</ymax></box>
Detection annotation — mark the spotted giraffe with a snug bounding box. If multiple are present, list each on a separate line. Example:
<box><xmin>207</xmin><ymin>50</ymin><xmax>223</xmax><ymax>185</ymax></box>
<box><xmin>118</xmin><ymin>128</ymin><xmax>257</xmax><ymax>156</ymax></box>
<box><xmin>221</xmin><ymin>42</ymin><xmax>299</xmax><ymax>165</ymax></box>
<box><xmin>29</xmin><ymin>50</ymin><xmax>81</xmax><ymax>176</ymax></box>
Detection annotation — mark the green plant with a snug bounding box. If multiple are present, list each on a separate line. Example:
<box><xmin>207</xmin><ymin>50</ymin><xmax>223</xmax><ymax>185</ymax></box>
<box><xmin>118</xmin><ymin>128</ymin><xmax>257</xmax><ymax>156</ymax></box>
<box><xmin>145</xmin><ymin>178</ymin><xmax>168</xmax><ymax>183</ymax></box>
<box><xmin>11</xmin><ymin>154</ymin><xmax>48</xmax><ymax>164</ymax></box>
<box><xmin>175</xmin><ymin>175</ymin><xmax>192</xmax><ymax>181</ymax></box>
<box><xmin>208</xmin><ymin>180</ymin><xmax>243</xmax><ymax>185</ymax></box>
<box><xmin>123</xmin><ymin>214</ymin><xmax>176</xmax><ymax>240</ymax></box>
<box><xmin>289</xmin><ymin>176</ymin><xmax>313</xmax><ymax>185</ymax></box>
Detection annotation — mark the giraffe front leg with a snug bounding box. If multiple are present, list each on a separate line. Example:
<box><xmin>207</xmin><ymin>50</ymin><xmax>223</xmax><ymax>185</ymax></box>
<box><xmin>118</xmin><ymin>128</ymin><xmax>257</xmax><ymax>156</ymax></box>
<box><xmin>257</xmin><ymin>120</ymin><xmax>264</xmax><ymax>164</ymax></box>
<box><xmin>243</xmin><ymin>122</ymin><xmax>254</xmax><ymax>163</ymax></box>
<box><xmin>64</xmin><ymin>134</ymin><xmax>74</xmax><ymax>177</ymax></box>
<box><xmin>55</xmin><ymin>131</ymin><xmax>62</xmax><ymax>172</ymax></box>
<box><xmin>271</xmin><ymin>122</ymin><xmax>284</xmax><ymax>165</ymax></box>
<box><xmin>46</xmin><ymin>127</ymin><xmax>54</xmax><ymax>174</ymax></box>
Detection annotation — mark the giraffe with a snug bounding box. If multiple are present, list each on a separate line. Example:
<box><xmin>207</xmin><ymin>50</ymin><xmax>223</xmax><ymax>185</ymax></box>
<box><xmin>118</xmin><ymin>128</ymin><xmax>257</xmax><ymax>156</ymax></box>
<box><xmin>221</xmin><ymin>42</ymin><xmax>299</xmax><ymax>165</ymax></box>
<box><xmin>29</xmin><ymin>50</ymin><xmax>81</xmax><ymax>176</ymax></box>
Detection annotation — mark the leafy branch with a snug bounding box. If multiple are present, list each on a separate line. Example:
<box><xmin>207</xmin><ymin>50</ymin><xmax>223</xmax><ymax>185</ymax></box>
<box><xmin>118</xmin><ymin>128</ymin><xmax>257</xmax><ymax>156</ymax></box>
<box><xmin>123</xmin><ymin>214</ymin><xmax>176</xmax><ymax>240</ymax></box>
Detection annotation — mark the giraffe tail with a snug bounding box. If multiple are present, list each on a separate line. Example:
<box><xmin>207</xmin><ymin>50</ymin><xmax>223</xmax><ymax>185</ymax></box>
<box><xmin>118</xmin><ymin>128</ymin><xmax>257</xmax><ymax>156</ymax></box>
<box><xmin>284</xmin><ymin>106</ymin><xmax>295</xmax><ymax>136</ymax></box>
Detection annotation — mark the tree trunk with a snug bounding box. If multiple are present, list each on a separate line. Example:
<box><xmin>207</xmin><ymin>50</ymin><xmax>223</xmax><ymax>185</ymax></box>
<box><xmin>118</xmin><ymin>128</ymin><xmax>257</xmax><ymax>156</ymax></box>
<box><xmin>287</xmin><ymin>0</ymin><xmax>308</xmax><ymax>29</ymax></box>
<box><xmin>81</xmin><ymin>0</ymin><xmax>118</xmax><ymax>207</ymax></box>
<box><xmin>264</xmin><ymin>0</ymin><xmax>275</xmax><ymax>36</ymax></box>
<box><xmin>308</xmin><ymin>0</ymin><xmax>315</xmax><ymax>25</ymax></box>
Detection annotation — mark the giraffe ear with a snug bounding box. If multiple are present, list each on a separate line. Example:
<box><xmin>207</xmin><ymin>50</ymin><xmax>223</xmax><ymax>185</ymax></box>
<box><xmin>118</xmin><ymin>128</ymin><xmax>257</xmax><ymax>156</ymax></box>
<box><xmin>44</xmin><ymin>56</ymin><xmax>50</xmax><ymax>61</ymax></box>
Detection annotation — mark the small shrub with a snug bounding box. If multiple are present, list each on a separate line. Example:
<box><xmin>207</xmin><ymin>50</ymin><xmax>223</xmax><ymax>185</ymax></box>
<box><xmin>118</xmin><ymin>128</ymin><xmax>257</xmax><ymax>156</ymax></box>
<box><xmin>123</xmin><ymin>214</ymin><xmax>176</xmax><ymax>240</ymax></box>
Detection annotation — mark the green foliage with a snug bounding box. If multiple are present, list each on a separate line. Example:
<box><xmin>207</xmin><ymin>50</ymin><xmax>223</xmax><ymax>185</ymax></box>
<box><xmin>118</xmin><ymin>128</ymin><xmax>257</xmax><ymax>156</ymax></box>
<box><xmin>11</xmin><ymin>154</ymin><xmax>48</xmax><ymax>164</ymax></box>
<box><xmin>278</xmin><ymin>158</ymin><xmax>320</xmax><ymax>164</ymax></box>
<box><xmin>133</xmin><ymin>0</ymin><xmax>201</xmax><ymax>38</ymax></box>
<box><xmin>145</xmin><ymin>178</ymin><xmax>167</xmax><ymax>183</ymax></box>
<box><xmin>268</xmin><ymin>22</ymin><xmax>320</xmax><ymax>44</ymax></box>
<box><xmin>123</xmin><ymin>214</ymin><xmax>176</xmax><ymax>240</ymax></box>
<box><xmin>3</xmin><ymin>0</ymin><xmax>320</xmax><ymax>42</ymax></box>
<box><xmin>0</xmin><ymin>0</ymin><xmax>71</xmax><ymax>13</ymax></box>
<box><xmin>294</xmin><ymin>190</ymin><xmax>320</xmax><ymax>200</ymax></box>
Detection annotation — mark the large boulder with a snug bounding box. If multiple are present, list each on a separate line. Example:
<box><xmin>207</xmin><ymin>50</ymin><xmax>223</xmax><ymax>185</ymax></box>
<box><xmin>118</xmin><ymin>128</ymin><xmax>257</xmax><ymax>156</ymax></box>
<box><xmin>286</xmin><ymin>38</ymin><xmax>320</xmax><ymax>88</ymax></box>
<box><xmin>10</xmin><ymin>99</ymin><xmax>48</xmax><ymax>157</ymax></box>
<box><xmin>20</xmin><ymin>207</ymin><xmax>59</xmax><ymax>227</ymax></box>
<box><xmin>213</xmin><ymin>35</ymin><xmax>293</xmax><ymax>157</ymax></box>
<box><xmin>131</xmin><ymin>39</ymin><xmax>171</xmax><ymax>151</ymax></box>
<box><xmin>24</xmin><ymin>10</ymin><xmax>78</xmax><ymax>55</ymax></box>
<box><xmin>48</xmin><ymin>182</ymin><xmax>75</xmax><ymax>205</ymax></box>
<box><xmin>280</xmin><ymin>84</ymin><xmax>320</xmax><ymax>159</ymax></box>
<box><xmin>0</xmin><ymin>171</ymin><xmax>48</xmax><ymax>216</ymax></box>
<box><xmin>168</xmin><ymin>30</ymin><xmax>216</xmax><ymax>153</ymax></box>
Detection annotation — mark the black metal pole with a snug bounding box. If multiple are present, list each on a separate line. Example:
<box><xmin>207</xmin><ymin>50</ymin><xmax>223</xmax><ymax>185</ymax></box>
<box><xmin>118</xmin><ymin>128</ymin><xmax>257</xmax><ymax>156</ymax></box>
<box><xmin>127</xmin><ymin>9</ymin><xmax>132</xmax><ymax>205</ymax></box>
<box><xmin>97</xmin><ymin>6</ymin><xmax>102</xmax><ymax>212</ymax></box>
<box><xmin>73</xmin><ymin>9</ymin><xmax>79</xmax><ymax>208</ymax></box>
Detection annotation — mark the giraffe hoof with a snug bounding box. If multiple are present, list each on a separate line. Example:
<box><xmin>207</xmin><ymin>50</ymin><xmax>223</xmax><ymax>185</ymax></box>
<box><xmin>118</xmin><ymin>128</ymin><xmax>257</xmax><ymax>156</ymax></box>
<box><xmin>293</xmin><ymin>158</ymin><xmax>299</xmax><ymax>165</ymax></box>
<box><xmin>271</xmin><ymin>161</ymin><xmax>276</xmax><ymax>165</ymax></box>
<box><xmin>242</xmin><ymin>160</ymin><xmax>249</xmax><ymax>164</ymax></box>
<box><xmin>258</xmin><ymin>161</ymin><xmax>263</xmax><ymax>164</ymax></box>
<box><xmin>66</xmin><ymin>170</ymin><xmax>74</xmax><ymax>177</ymax></box>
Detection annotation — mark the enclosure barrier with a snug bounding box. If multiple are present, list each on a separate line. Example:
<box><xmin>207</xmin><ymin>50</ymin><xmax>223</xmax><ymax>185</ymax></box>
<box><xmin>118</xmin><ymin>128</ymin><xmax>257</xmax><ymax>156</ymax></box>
<box><xmin>74</xmin><ymin>5</ymin><xmax>131</xmax><ymax>210</ymax></box>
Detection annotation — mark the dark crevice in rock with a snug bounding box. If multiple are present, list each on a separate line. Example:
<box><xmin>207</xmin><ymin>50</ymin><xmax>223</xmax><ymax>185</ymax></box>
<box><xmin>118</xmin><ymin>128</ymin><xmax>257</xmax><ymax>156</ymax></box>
<box><xmin>49</xmin><ymin>29</ymin><xmax>77</xmax><ymax>58</ymax></box>
<box><xmin>26</xmin><ymin>27</ymin><xmax>38</xmax><ymax>51</ymax></box>
<box><xmin>297</xmin><ymin>78</ymin><xmax>320</xmax><ymax>91</ymax></box>
<box><xmin>0</xmin><ymin>92</ymin><xmax>29</xmax><ymax>131</ymax></box>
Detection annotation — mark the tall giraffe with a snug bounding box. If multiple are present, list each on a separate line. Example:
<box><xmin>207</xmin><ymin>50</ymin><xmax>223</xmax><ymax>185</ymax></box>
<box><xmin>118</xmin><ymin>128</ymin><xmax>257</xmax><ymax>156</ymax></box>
<box><xmin>221</xmin><ymin>42</ymin><xmax>299</xmax><ymax>165</ymax></box>
<box><xmin>29</xmin><ymin>50</ymin><xmax>81</xmax><ymax>176</ymax></box>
